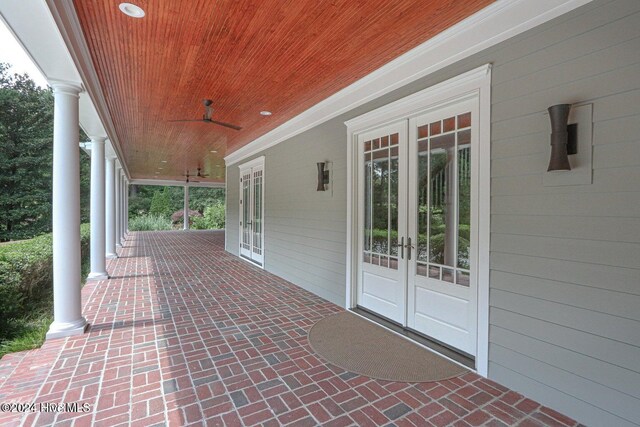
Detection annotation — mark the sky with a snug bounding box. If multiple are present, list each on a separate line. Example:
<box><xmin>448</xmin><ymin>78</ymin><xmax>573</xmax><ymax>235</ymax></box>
<box><xmin>0</xmin><ymin>18</ymin><xmax>48</xmax><ymax>87</ymax></box>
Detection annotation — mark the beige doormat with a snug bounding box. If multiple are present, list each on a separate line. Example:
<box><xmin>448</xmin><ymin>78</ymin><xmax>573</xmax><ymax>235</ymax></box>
<box><xmin>308</xmin><ymin>311</ymin><xmax>468</xmax><ymax>382</ymax></box>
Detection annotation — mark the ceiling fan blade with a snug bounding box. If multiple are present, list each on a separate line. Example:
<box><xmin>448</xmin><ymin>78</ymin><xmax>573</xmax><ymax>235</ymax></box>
<box><xmin>207</xmin><ymin>119</ymin><xmax>242</xmax><ymax>131</ymax></box>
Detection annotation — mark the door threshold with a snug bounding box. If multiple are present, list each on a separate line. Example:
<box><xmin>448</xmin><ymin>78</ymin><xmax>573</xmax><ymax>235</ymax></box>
<box><xmin>352</xmin><ymin>306</ymin><xmax>475</xmax><ymax>370</ymax></box>
<box><xmin>239</xmin><ymin>254</ymin><xmax>263</xmax><ymax>268</ymax></box>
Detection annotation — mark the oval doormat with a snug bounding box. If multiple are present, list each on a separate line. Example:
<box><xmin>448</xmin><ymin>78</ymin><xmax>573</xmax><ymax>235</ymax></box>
<box><xmin>308</xmin><ymin>312</ymin><xmax>468</xmax><ymax>382</ymax></box>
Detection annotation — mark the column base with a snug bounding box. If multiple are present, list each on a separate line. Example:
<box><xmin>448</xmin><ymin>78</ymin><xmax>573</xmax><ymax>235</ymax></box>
<box><xmin>46</xmin><ymin>317</ymin><xmax>89</xmax><ymax>340</ymax></box>
<box><xmin>87</xmin><ymin>271</ymin><xmax>109</xmax><ymax>281</ymax></box>
<box><xmin>106</xmin><ymin>253</ymin><xmax>117</xmax><ymax>259</ymax></box>
<box><xmin>116</xmin><ymin>243</ymin><xmax>122</xmax><ymax>249</ymax></box>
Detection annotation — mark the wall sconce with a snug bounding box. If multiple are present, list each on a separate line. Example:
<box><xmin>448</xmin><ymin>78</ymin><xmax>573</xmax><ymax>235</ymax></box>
<box><xmin>317</xmin><ymin>162</ymin><xmax>330</xmax><ymax>191</ymax></box>
<box><xmin>547</xmin><ymin>104</ymin><xmax>578</xmax><ymax>172</ymax></box>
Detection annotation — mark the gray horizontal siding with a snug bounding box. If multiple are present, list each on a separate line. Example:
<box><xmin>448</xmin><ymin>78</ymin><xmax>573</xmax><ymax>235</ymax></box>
<box><xmin>226</xmin><ymin>120</ymin><xmax>348</xmax><ymax>306</ymax></box>
<box><xmin>225</xmin><ymin>0</ymin><xmax>640</xmax><ymax>424</ymax></box>
<box><xmin>486</xmin><ymin>0</ymin><xmax>640</xmax><ymax>425</ymax></box>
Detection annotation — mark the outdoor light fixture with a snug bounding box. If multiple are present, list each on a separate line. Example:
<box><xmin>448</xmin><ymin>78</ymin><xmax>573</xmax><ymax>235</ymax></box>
<box><xmin>547</xmin><ymin>104</ymin><xmax>577</xmax><ymax>172</ymax></box>
<box><xmin>119</xmin><ymin>3</ymin><xmax>145</xmax><ymax>18</ymax></box>
<box><xmin>317</xmin><ymin>162</ymin><xmax>330</xmax><ymax>191</ymax></box>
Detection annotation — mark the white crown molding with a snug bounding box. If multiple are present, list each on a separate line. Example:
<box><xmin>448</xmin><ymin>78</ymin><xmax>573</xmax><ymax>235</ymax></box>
<box><xmin>238</xmin><ymin>156</ymin><xmax>265</xmax><ymax>170</ymax></box>
<box><xmin>44</xmin><ymin>0</ymin><xmax>130</xmax><ymax>179</ymax></box>
<box><xmin>130</xmin><ymin>179</ymin><xmax>225</xmax><ymax>189</ymax></box>
<box><xmin>345</xmin><ymin>64</ymin><xmax>491</xmax><ymax>133</ymax></box>
<box><xmin>225</xmin><ymin>0</ymin><xmax>594</xmax><ymax>166</ymax></box>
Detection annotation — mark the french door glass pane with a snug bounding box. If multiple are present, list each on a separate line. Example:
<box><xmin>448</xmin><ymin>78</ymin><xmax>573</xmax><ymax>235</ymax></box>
<box><xmin>242</xmin><ymin>173</ymin><xmax>251</xmax><ymax>250</ymax></box>
<box><xmin>372</xmin><ymin>149</ymin><xmax>388</xmax><ymax>254</ymax></box>
<box><xmin>364</xmin><ymin>152</ymin><xmax>372</xmax><ymax>252</ymax></box>
<box><xmin>457</xmin><ymin>130</ymin><xmax>471</xmax><ymax>270</ymax></box>
<box><xmin>253</xmin><ymin>170</ymin><xmax>262</xmax><ymax>254</ymax></box>
<box><xmin>415</xmin><ymin>112</ymin><xmax>472</xmax><ymax>286</ymax></box>
<box><xmin>417</xmin><ymin>142</ymin><xmax>429</xmax><ymax>263</ymax></box>
<box><xmin>429</xmin><ymin>133</ymin><xmax>455</xmax><ymax>267</ymax></box>
<box><xmin>363</xmin><ymin>133</ymin><xmax>399</xmax><ymax>270</ymax></box>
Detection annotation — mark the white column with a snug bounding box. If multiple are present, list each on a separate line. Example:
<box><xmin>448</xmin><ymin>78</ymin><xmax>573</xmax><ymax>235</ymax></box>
<box><xmin>87</xmin><ymin>136</ymin><xmax>108</xmax><ymax>280</ymax></box>
<box><xmin>124</xmin><ymin>180</ymin><xmax>129</xmax><ymax>234</ymax></box>
<box><xmin>120</xmin><ymin>173</ymin><xmax>126</xmax><ymax>243</ymax></box>
<box><xmin>105</xmin><ymin>156</ymin><xmax>117</xmax><ymax>258</ymax></box>
<box><xmin>183</xmin><ymin>185</ymin><xmax>190</xmax><ymax>230</ymax></box>
<box><xmin>115</xmin><ymin>166</ymin><xmax>122</xmax><ymax>249</ymax></box>
<box><xmin>47</xmin><ymin>81</ymin><xmax>87</xmax><ymax>339</ymax></box>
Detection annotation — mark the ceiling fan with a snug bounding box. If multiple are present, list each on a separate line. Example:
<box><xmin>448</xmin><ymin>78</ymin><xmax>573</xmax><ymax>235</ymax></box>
<box><xmin>169</xmin><ymin>99</ymin><xmax>242</xmax><ymax>131</ymax></box>
<box><xmin>182</xmin><ymin>168</ymin><xmax>209</xmax><ymax>183</ymax></box>
<box><xmin>182</xmin><ymin>172</ymin><xmax>200</xmax><ymax>184</ymax></box>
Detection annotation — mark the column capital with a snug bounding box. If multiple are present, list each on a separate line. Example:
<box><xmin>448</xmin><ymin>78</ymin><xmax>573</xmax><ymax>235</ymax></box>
<box><xmin>89</xmin><ymin>136</ymin><xmax>107</xmax><ymax>144</ymax></box>
<box><xmin>49</xmin><ymin>80</ymin><xmax>83</xmax><ymax>97</ymax></box>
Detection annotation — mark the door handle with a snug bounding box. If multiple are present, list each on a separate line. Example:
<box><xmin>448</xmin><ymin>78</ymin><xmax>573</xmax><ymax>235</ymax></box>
<box><xmin>405</xmin><ymin>237</ymin><xmax>415</xmax><ymax>260</ymax></box>
<box><xmin>395</xmin><ymin>237</ymin><xmax>404</xmax><ymax>259</ymax></box>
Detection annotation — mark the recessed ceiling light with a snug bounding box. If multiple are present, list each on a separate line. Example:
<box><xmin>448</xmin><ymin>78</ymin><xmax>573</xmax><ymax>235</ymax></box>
<box><xmin>158</xmin><ymin>167</ymin><xmax>163</xmax><ymax>170</ymax></box>
<box><xmin>161</xmin><ymin>160</ymin><xmax>167</xmax><ymax>163</ymax></box>
<box><xmin>119</xmin><ymin>3</ymin><xmax>145</xmax><ymax>18</ymax></box>
<box><xmin>260</xmin><ymin>111</ymin><xmax>272</xmax><ymax>116</ymax></box>
<box><xmin>210</xmin><ymin>150</ymin><xmax>217</xmax><ymax>153</ymax></box>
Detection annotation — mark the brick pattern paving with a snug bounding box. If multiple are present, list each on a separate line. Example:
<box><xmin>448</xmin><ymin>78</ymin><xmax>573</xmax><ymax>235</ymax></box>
<box><xmin>0</xmin><ymin>231</ymin><xmax>581</xmax><ymax>426</ymax></box>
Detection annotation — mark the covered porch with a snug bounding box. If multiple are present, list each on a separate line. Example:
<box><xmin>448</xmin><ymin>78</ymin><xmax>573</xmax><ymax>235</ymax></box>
<box><xmin>0</xmin><ymin>231</ymin><xmax>577</xmax><ymax>427</ymax></box>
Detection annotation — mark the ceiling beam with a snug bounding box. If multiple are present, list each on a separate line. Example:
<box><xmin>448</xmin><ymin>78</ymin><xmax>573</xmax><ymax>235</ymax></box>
<box><xmin>130</xmin><ymin>179</ymin><xmax>225</xmax><ymax>189</ymax></box>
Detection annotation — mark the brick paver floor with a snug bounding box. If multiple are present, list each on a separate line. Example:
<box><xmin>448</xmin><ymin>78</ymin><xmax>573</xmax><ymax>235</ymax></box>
<box><xmin>0</xmin><ymin>231</ymin><xmax>581</xmax><ymax>426</ymax></box>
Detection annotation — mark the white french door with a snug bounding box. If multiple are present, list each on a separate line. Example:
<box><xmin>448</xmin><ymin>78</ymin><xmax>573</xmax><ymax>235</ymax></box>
<box><xmin>239</xmin><ymin>157</ymin><xmax>264</xmax><ymax>266</ymax></box>
<box><xmin>357</xmin><ymin>121</ymin><xmax>408</xmax><ymax>324</ymax></box>
<box><xmin>406</xmin><ymin>99</ymin><xmax>478</xmax><ymax>355</ymax></box>
<box><xmin>357</xmin><ymin>97</ymin><xmax>479</xmax><ymax>357</ymax></box>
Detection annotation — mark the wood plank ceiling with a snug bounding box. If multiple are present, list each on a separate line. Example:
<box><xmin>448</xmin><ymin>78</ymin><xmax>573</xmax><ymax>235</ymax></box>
<box><xmin>74</xmin><ymin>0</ymin><xmax>494</xmax><ymax>183</ymax></box>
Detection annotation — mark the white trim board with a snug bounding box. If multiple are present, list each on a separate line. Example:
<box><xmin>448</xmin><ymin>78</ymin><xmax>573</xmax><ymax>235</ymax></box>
<box><xmin>345</xmin><ymin>65</ymin><xmax>492</xmax><ymax>377</ymax></box>
<box><xmin>225</xmin><ymin>0</ymin><xmax>593</xmax><ymax>166</ymax></box>
<box><xmin>238</xmin><ymin>156</ymin><xmax>266</xmax><ymax>268</ymax></box>
<box><xmin>130</xmin><ymin>179</ymin><xmax>225</xmax><ymax>188</ymax></box>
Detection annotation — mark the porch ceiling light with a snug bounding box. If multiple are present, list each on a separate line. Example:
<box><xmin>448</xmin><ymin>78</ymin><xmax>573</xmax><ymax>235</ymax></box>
<box><xmin>119</xmin><ymin>3</ymin><xmax>145</xmax><ymax>18</ymax></box>
<box><xmin>210</xmin><ymin>150</ymin><xmax>218</xmax><ymax>153</ymax></box>
<box><xmin>547</xmin><ymin>104</ymin><xmax>577</xmax><ymax>172</ymax></box>
<box><xmin>260</xmin><ymin>111</ymin><xmax>272</xmax><ymax>116</ymax></box>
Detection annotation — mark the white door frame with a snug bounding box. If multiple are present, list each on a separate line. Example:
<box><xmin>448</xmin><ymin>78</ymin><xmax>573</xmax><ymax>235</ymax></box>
<box><xmin>345</xmin><ymin>64</ymin><xmax>491</xmax><ymax>376</ymax></box>
<box><xmin>238</xmin><ymin>156</ymin><xmax>266</xmax><ymax>267</ymax></box>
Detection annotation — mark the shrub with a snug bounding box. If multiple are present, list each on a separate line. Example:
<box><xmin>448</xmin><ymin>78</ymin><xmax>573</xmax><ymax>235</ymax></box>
<box><xmin>128</xmin><ymin>214</ymin><xmax>172</xmax><ymax>231</ymax></box>
<box><xmin>0</xmin><ymin>224</ymin><xmax>90</xmax><ymax>331</ymax></box>
<box><xmin>191</xmin><ymin>202</ymin><xmax>225</xmax><ymax>230</ymax></box>
<box><xmin>171</xmin><ymin>209</ymin><xmax>202</xmax><ymax>225</ymax></box>
<box><xmin>203</xmin><ymin>203</ymin><xmax>225</xmax><ymax>229</ymax></box>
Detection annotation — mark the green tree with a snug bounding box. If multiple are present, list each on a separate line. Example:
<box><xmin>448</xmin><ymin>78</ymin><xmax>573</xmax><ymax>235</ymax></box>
<box><xmin>189</xmin><ymin>187</ymin><xmax>225</xmax><ymax>212</ymax></box>
<box><xmin>0</xmin><ymin>63</ymin><xmax>91</xmax><ymax>242</ymax></box>
<box><xmin>0</xmin><ymin>64</ymin><xmax>54</xmax><ymax>241</ymax></box>
<box><xmin>149</xmin><ymin>187</ymin><xmax>173</xmax><ymax>218</ymax></box>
